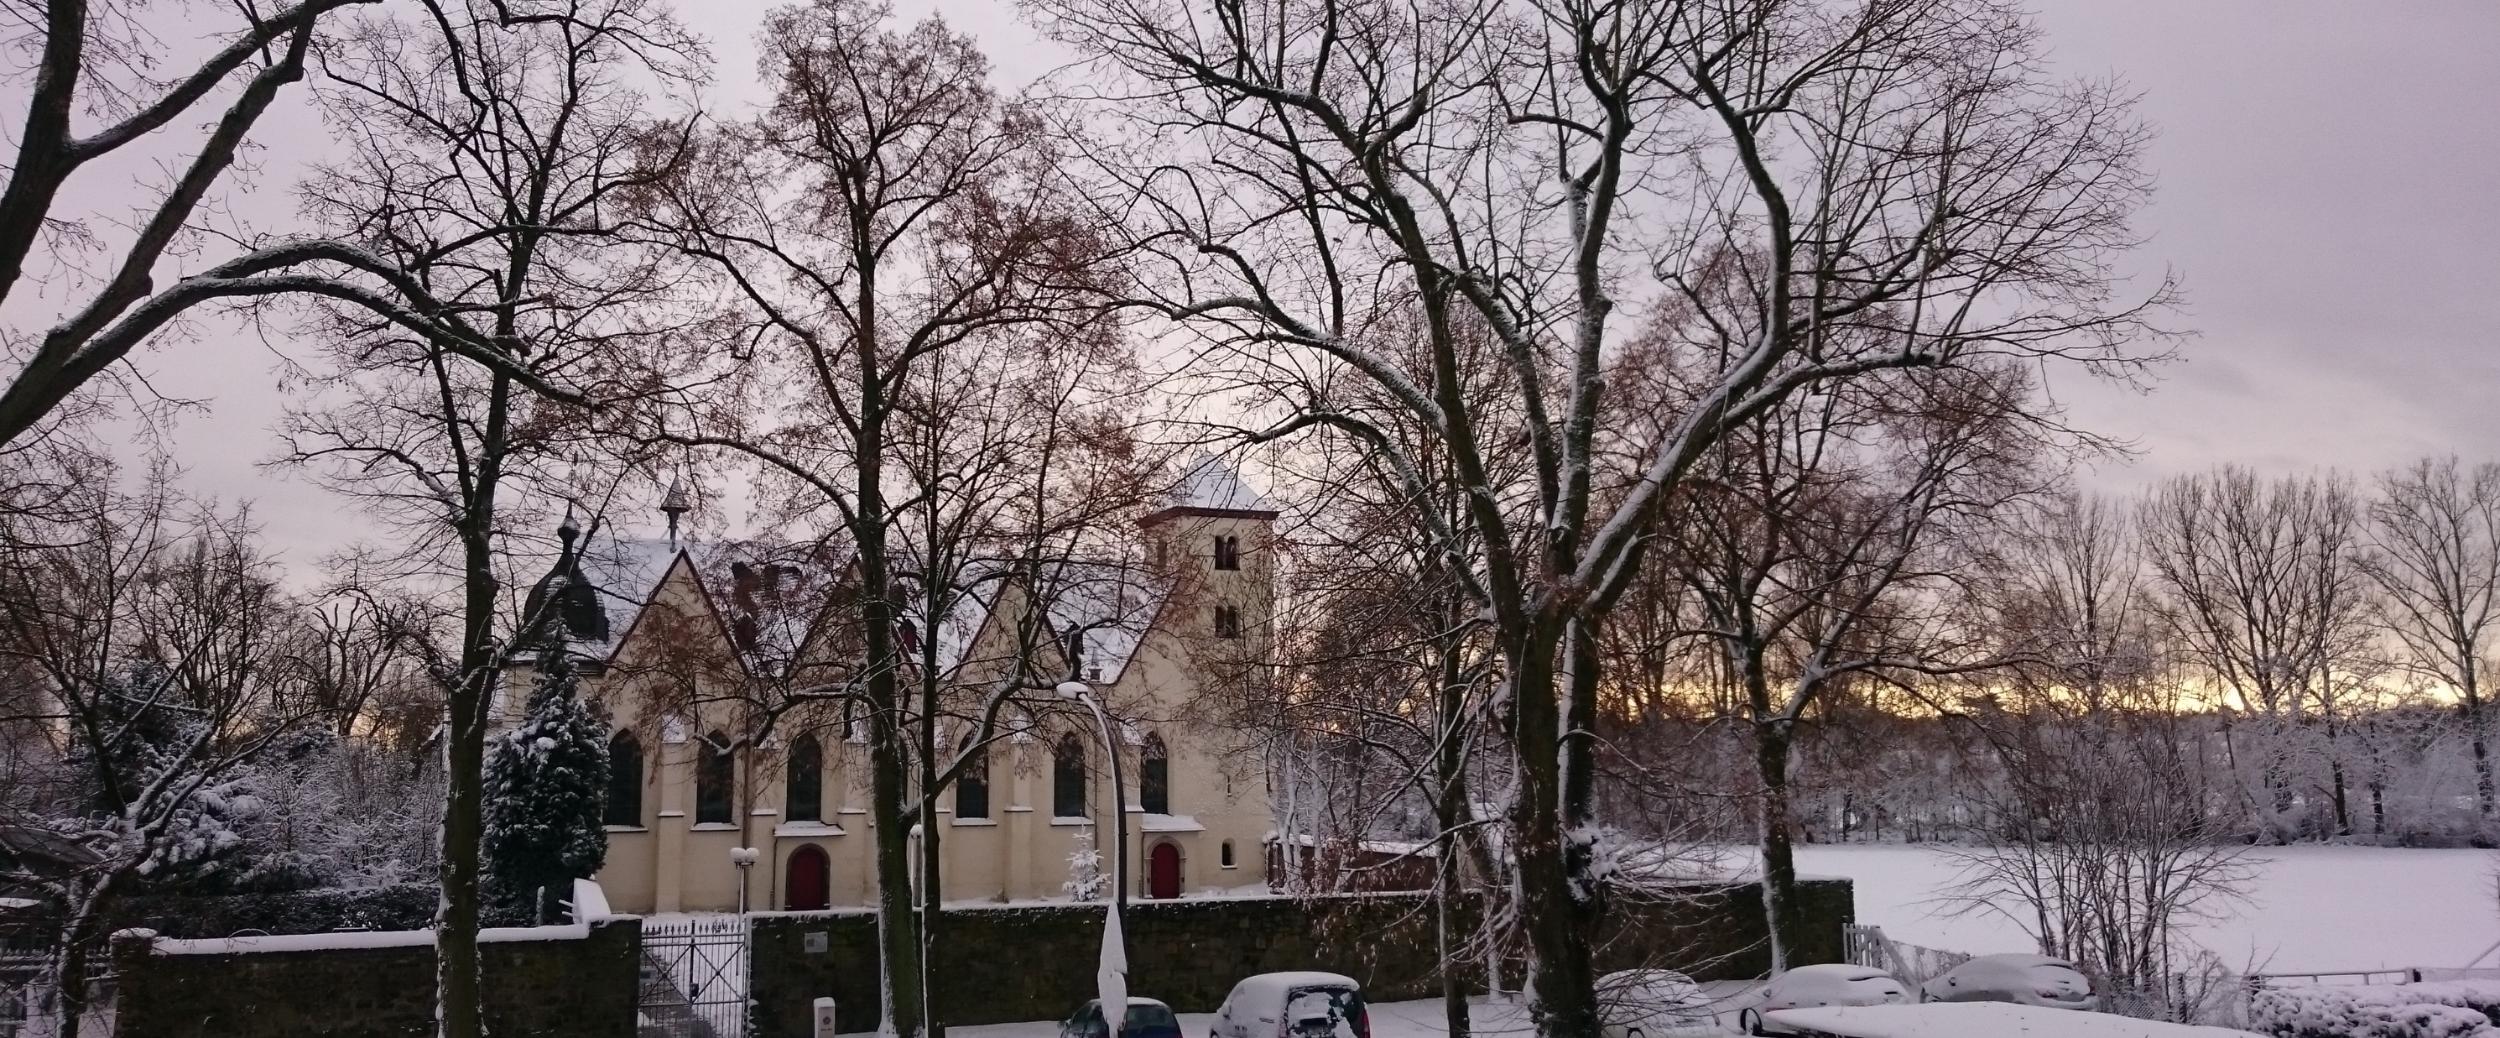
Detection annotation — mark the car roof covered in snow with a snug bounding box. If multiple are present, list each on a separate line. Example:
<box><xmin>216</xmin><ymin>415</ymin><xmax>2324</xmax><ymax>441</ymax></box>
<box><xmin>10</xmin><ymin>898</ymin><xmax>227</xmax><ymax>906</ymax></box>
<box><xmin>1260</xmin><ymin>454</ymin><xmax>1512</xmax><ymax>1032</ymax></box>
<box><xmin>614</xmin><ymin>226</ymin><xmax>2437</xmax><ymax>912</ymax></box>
<box><xmin>1764</xmin><ymin>1003</ymin><xmax>2262</xmax><ymax>1038</ymax></box>
<box><xmin>1780</xmin><ymin>964</ymin><xmax>1898</xmax><ymax>980</ymax></box>
<box><xmin>1956</xmin><ymin>953</ymin><xmax>2074</xmax><ymax>969</ymax></box>
<box><xmin>1230</xmin><ymin>972</ymin><xmax>1361</xmax><ymax>1002</ymax></box>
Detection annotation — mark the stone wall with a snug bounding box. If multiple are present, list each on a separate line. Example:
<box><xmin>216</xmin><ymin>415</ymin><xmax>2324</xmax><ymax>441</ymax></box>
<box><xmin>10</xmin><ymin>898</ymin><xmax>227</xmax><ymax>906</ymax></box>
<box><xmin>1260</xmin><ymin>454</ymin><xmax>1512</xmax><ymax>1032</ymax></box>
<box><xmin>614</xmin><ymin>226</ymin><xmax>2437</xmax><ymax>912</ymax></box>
<box><xmin>750</xmin><ymin>879</ymin><xmax>1853</xmax><ymax>1037</ymax></box>
<box><xmin>110</xmin><ymin>916</ymin><xmax>643</xmax><ymax>1038</ymax></box>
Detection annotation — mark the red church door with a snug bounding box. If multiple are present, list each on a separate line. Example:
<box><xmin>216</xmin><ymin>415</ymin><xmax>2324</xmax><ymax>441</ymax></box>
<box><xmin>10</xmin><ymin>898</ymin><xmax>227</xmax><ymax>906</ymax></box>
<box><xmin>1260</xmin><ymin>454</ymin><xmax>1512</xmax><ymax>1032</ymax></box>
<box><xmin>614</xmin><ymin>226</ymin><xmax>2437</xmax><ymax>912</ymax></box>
<box><xmin>785</xmin><ymin>845</ymin><xmax>830</xmax><ymax>911</ymax></box>
<box><xmin>1148</xmin><ymin>842</ymin><xmax>1182</xmax><ymax>899</ymax></box>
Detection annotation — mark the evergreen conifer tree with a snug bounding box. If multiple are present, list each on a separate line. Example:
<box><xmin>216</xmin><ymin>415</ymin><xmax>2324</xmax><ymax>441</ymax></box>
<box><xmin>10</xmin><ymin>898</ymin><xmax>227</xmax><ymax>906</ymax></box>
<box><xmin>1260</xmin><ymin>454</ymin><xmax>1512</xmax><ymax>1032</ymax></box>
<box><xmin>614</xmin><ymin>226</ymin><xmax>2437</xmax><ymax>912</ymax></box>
<box><xmin>481</xmin><ymin>641</ymin><xmax>610</xmax><ymax>924</ymax></box>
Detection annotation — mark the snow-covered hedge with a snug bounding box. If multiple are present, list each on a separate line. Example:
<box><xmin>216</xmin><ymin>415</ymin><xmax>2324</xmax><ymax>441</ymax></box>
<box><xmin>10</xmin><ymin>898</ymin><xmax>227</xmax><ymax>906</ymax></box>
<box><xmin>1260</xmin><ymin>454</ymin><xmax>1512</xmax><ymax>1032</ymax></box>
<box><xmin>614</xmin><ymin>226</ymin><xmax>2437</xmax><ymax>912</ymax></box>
<box><xmin>2252</xmin><ymin>982</ymin><xmax>2500</xmax><ymax>1038</ymax></box>
<box><xmin>117</xmin><ymin>883</ymin><xmax>438</xmax><ymax>939</ymax></box>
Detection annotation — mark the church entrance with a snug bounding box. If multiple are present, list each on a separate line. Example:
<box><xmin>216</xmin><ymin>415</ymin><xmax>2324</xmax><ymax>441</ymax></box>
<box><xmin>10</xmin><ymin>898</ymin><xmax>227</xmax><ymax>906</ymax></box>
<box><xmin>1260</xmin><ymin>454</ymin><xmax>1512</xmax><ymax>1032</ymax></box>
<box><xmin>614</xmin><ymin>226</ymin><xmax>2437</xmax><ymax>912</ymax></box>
<box><xmin>784</xmin><ymin>845</ymin><xmax>830</xmax><ymax>911</ymax></box>
<box><xmin>1147</xmin><ymin>842</ymin><xmax>1182</xmax><ymax>899</ymax></box>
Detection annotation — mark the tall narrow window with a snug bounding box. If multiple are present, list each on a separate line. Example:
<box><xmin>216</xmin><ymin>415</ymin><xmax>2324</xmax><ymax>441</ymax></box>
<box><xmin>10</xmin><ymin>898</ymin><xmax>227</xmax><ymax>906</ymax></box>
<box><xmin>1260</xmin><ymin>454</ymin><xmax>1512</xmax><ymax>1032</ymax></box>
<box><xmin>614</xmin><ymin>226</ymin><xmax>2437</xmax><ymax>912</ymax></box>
<box><xmin>957</xmin><ymin>744</ymin><xmax>990</xmax><ymax>820</ymax></box>
<box><xmin>787</xmin><ymin>734</ymin><xmax>823</xmax><ymax>823</ymax></box>
<box><xmin>1053</xmin><ymin>733</ymin><xmax>1087</xmax><ymax>818</ymax></box>
<box><xmin>1212</xmin><ymin>535</ymin><xmax>1239</xmax><ymax>570</ymax></box>
<box><xmin>1140</xmin><ymin>734</ymin><xmax>1170</xmax><ymax>815</ymax></box>
<box><xmin>605</xmin><ymin>731</ymin><xmax>644</xmax><ymax>827</ymax></box>
<box><xmin>1220</xmin><ymin>840</ymin><xmax>1236</xmax><ymax>868</ymax></box>
<box><xmin>697</xmin><ymin>731</ymin><xmax>734</xmax><ymax>825</ymax></box>
<box><xmin>1213</xmin><ymin>604</ymin><xmax>1241</xmax><ymax>638</ymax></box>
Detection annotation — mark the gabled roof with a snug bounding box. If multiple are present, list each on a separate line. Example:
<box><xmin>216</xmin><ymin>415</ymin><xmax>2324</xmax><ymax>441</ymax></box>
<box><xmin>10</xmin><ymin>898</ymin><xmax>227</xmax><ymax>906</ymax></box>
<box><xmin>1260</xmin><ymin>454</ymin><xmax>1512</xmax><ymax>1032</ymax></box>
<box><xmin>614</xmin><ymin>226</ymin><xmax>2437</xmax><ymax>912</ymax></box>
<box><xmin>566</xmin><ymin>531</ymin><xmax>1166</xmax><ymax>685</ymax></box>
<box><xmin>901</xmin><ymin>555</ymin><xmax>1165</xmax><ymax>684</ymax></box>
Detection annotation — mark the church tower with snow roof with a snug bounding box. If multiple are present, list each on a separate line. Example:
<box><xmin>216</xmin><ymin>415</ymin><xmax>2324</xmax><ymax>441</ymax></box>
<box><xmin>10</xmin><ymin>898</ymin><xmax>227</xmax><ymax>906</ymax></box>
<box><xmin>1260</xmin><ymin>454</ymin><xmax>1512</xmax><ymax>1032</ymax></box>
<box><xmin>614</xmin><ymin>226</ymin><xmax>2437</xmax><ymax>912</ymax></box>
<box><xmin>1139</xmin><ymin>454</ymin><xmax>1280</xmax><ymax>654</ymax></box>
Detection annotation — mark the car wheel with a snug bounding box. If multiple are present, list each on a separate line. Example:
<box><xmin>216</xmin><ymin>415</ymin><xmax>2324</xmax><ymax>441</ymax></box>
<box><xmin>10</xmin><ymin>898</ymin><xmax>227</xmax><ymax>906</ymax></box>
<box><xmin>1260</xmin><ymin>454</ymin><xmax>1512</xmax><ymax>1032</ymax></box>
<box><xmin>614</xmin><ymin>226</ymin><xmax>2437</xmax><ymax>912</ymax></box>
<box><xmin>1628</xmin><ymin>1028</ymin><xmax>1644</xmax><ymax>1038</ymax></box>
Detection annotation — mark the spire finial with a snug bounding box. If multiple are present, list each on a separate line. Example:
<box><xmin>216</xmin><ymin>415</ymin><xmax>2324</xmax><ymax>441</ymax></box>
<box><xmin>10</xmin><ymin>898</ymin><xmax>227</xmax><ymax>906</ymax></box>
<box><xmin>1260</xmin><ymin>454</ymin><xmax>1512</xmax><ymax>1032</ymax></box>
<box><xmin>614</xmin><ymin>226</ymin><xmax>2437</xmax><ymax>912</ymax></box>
<box><xmin>660</xmin><ymin>476</ymin><xmax>691</xmax><ymax>549</ymax></box>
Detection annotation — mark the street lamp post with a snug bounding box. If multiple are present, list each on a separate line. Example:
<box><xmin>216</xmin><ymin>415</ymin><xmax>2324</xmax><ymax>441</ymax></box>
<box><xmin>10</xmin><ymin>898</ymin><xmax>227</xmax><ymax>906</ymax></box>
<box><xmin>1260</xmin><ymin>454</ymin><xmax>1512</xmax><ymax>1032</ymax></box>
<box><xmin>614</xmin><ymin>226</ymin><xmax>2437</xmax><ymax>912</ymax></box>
<box><xmin>1058</xmin><ymin>680</ymin><xmax>1128</xmax><ymax>910</ymax></box>
<box><xmin>730</xmin><ymin>846</ymin><xmax>760</xmax><ymax>915</ymax></box>
<box><xmin>1059</xmin><ymin>679</ymin><xmax>1130</xmax><ymax>1018</ymax></box>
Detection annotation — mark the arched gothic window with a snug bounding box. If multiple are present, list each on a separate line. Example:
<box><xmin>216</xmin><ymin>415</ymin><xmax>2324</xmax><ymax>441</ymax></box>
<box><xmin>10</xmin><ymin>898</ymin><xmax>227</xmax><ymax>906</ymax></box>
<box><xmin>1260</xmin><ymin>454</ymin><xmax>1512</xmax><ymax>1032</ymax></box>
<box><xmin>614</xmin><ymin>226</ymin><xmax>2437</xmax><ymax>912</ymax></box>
<box><xmin>787</xmin><ymin>734</ymin><xmax>824</xmax><ymax>823</ymax></box>
<box><xmin>1053</xmin><ymin>733</ymin><xmax>1087</xmax><ymax>818</ymax></box>
<box><xmin>957</xmin><ymin>744</ymin><xmax>990</xmax><ymax>820</ymax></box>
<box><xmin>604</xmin><ymin>731</ymin><xmax>643</xmax><ymax>827</ymax></box>
<box><xmin>1140</xmin><ymin>734</ymin><xmax>1170</xmax><ymax>815</ymax></box>
<box><xmin>697</xmin><ymin>730</ymin><xmax>734</xmax><ymax>825</ymax></box>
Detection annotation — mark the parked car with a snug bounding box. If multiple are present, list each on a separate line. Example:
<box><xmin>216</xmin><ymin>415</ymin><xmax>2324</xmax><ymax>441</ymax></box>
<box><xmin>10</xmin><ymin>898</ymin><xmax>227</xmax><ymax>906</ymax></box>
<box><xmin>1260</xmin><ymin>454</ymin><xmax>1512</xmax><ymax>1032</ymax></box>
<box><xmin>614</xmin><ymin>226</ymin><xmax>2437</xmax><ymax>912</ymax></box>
<box><xmin>1596</xmin><ymin>968</ymin><xmax>1713</xmax><ymax>1038</ymax></box>
<box><xmin>1763</xmin><ymin>1002</ymin><xmax>2263</xmax><ymax>1038</ymax></box>
<box><xmin>1742</xmin><ymin>964</ymin><xmax>1910</xmax><ymax>1035</ymax></box>
<box><xmin>1059</xmin><ymin>997</ymin><xmax>1185</xmax><ymax>1038</ymax></box>
<box><xmin>1211</xmin><ymin>972</ymin><xmax>1371</xmax><ymax>1038</ymax></box>
<box><xmin>1918</xmin><ymin>954</ymin><xmax>2097</xmax><ymax>1010</ymax></box>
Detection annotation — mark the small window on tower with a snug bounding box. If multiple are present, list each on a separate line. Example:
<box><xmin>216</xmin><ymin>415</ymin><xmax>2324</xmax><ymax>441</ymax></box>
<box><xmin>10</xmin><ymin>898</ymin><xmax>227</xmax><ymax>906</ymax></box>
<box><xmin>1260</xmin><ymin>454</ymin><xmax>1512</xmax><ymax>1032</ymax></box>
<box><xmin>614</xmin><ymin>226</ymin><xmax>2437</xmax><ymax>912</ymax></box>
<box><xmin>1213</xmin><ymin>604</ymin><xmax>1241</xmax><ymax>639</ymax></box>
<box><xmin>1213</xmin><ymin>535</ymin><xmax>1239</xmax><ymax>571</ymax></box>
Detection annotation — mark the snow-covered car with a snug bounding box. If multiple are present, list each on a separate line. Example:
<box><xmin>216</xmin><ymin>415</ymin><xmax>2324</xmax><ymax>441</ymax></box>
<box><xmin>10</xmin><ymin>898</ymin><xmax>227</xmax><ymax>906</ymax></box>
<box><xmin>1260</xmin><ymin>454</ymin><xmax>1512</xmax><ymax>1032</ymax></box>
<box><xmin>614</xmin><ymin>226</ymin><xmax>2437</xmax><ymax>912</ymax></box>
<box><xmin>1762</xmin><ymin>1001</ymin><xmax>2263</xmax><ymax>1038</ymax></box>
<box><xmin>1917</xmin><ymin>954</ymin><xmax>2097</xmax><ymax>1010</ymax></box>
<box><xmin>1596</xmin><ymin>968</ymin><xmax>1713</xmax><ymax>1038</ymax></box>
<box><xmin>1059</xmin><ymin>997</ymin><xmax>1184</xmax><ymax>1038</ymax></box>
<box><xmin>1742</xmin><ymin>965</ymin><xmax>1911</xmax><ymax>1034</ymax></box>
<box><xmin>1211</xmin><ymin>972</ymin><xmax>1371</xmax><ymax>1038</ymax></box>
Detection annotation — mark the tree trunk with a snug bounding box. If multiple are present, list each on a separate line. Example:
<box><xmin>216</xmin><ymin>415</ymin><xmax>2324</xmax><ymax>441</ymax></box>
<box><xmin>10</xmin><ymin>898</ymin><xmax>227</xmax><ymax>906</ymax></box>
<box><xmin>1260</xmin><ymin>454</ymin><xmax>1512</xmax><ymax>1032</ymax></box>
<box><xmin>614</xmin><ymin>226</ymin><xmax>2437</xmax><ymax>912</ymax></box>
<box><xmin>2467</xmin><ymin>692</ymin><xmax>2495</xmax><ymax>818</ymax></box>
<box><xmin>1433</xmin><ymin>629</ymin><xmax>1473</xmax><ymax>1038</ymax></box>
<box><xmin>436</xmin><ymin>372</ymin><xmax>510</xmax><ymax>1038</ymax></box>
<box><xmin>41</xmin><ymin>881</ymin><xmax>115</xmax><ymax>1038</ymax></box>
<box><xmin>869</xmin><ymin>699</ymin><xmax>924</xmax><ymax>1038</ymax></box>
<box><xmin>917</xmin><ymin>704</ymin><xmax>947</xmax><ymax>1038</ymax></box>
<box><xmin>1757</xmin><ymin>721</ymin><xmax>1804</xmax><ymax>972</ymax></box>
<box><xmin>2326</xmin><ymin>719</ymin><xmax>2351</xmax><ymax>836</ymax></box>
<box><xmin>1505</xmin><ymin>620</ymin><xmax>1598</xmax><ymax>1038</ymax></box>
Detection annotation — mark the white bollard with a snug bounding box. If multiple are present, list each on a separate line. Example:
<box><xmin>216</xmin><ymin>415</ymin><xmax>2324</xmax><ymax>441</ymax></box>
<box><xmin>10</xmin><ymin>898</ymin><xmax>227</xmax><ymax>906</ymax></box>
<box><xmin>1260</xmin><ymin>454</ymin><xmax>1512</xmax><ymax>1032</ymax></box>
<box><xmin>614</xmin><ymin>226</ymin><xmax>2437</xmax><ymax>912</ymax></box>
<box><xmin>814</xmin><ymin>996</ymin><xmax>839</xmax><ymax>1038</ymax></box>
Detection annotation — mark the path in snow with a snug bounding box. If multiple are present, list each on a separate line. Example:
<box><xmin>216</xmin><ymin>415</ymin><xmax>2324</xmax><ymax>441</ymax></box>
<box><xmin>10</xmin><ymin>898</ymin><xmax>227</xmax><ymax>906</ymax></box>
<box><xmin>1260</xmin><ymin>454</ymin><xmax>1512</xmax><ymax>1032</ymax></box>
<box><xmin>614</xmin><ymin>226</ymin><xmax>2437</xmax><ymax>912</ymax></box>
<box><xmin>1788</xmin><ymin>843</ymin><xmax>2500</xmax><ymax>974</ymax></box>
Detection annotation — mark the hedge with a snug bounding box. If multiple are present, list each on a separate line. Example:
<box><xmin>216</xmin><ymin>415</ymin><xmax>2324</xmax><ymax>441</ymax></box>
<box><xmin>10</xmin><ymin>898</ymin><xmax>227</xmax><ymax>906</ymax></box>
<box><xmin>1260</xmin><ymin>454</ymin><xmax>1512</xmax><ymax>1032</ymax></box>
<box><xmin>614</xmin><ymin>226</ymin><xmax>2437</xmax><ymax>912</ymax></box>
<box><xmin>2252</xmin><ymin>982</ymin><xmax>2500</xmax><ymax>1038</ymax></box>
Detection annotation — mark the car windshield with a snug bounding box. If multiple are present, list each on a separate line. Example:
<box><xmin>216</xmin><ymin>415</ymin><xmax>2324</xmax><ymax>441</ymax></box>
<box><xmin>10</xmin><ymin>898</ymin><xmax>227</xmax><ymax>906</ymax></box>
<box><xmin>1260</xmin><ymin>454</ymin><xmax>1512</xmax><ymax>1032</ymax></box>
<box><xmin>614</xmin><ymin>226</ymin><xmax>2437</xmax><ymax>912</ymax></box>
<box><xmin>1123</xmin><ymin>1004</ymin><xmax>1179</xmax><ymax>1031</ymax></box>
<box><xmin>1284</xmin><ymin>987</ymin><xmax>1365</xmax><ymax>1031</ymax></box>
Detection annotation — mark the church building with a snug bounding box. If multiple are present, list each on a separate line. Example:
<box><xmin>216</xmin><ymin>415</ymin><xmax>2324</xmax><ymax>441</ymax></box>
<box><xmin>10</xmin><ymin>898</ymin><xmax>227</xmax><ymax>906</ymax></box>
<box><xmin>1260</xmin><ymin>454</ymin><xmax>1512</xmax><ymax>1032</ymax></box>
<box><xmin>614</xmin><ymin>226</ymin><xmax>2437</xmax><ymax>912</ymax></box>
<box><xmin>498</xmin><ymin>462</ymin><xmax>1279</xmax><ymax>914</ymax></box>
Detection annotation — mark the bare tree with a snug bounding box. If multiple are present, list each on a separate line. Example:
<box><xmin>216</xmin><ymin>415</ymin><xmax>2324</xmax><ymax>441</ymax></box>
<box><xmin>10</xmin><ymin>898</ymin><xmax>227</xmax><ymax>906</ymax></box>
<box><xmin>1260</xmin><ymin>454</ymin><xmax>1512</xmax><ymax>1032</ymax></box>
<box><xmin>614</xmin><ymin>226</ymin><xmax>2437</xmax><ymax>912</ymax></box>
<box><xmin>0</xmin><ymin>0</ymin><xmax>604</xmax><ymax>448</ymax></box>
<box><xmin>2140</xmin><ymin>468</ymin><xmax>2375</xmax><ymax>838</ymax></box>
<box><xmin>623</xmin><ymin>3</ymin><xmax>1128</xmax><ymax>1029</ymax></box>
<box><xmin>2365</xmin><ymin>457</ymin><xmax>2500</xmax><ymax>818</ymax></box>
<box><xmin>275</xmin><ymin>2</ymin><xmax>701</xmax><ymax>1033</ymax></box>
<box><xmin>0</xmin><ymin>0</ymin><xmax>359</xmax><ymax>441</ymax></box>
<box><xmin>1658</xmin><ymin>364</ymin><xmax>2052</xmax><ymax>968</ymax></box>
<box><xmin>0</xmin><ymin>466</ymin><xmax>320</xmax><ymax>1038</ymax></box>
<box><xmin>1031</xmin><ymin>0</ymin><xmax>2166</xmax><ymax>1027</ymax></box>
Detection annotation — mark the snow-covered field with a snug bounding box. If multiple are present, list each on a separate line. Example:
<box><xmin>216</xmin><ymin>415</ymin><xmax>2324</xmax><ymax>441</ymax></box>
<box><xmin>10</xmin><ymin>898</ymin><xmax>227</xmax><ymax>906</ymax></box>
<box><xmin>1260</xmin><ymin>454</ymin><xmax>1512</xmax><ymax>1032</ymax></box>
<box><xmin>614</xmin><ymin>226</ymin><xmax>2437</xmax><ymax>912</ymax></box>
<box><xmin>882</xmin><ymin>845</ymin><xmax>2497</xmax><ymax>1038</ymax></box>
<box><xmin>1789</xmin><ymin>844</ymin><xmax>2500</xmax><ymax>974</ymax></box>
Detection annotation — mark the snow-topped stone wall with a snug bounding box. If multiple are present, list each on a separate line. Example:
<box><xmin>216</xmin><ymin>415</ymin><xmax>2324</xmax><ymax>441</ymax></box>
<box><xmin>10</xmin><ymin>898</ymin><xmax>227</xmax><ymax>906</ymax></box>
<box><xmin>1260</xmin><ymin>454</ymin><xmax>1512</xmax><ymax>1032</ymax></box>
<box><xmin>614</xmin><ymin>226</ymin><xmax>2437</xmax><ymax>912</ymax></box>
<box><xmin>109</xmin><ymin>884</ymin><xmax>643</xmax><ymax>1038</ymax></box>
<box><xmin>750</xmin><ymin>879</ymin><xmax>1854</xmax><ymax>1035</ymax></box>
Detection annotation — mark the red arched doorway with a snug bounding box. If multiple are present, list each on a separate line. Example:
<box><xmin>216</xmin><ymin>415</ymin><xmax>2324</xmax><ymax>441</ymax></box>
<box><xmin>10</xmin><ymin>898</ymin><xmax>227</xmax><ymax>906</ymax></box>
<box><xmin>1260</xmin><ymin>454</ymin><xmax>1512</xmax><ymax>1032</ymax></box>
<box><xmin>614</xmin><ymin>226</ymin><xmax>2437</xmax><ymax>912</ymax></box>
<box><xmin>1147</xmin><ymin>842</ymin><xmax>1182</xmax><ymax>899</ymax></box>
<box><xmin>785</xmin><ymin>845</ymin><xmax>830</xmax><ymax>911</ymax></box>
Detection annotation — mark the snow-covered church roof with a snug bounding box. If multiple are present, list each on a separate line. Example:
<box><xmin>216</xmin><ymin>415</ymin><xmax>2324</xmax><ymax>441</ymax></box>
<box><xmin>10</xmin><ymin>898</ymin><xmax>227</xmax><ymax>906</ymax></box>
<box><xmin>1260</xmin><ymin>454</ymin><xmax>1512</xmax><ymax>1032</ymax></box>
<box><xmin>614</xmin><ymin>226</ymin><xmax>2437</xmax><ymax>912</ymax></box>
<box><xmin>1141</xmin><ymin>454</ymin><xmax>1279</xmax><ymax>524</ymax></box>
<box><xmin>554</xmin><ymin>527</ymin><xmax>1165</xmax><ymax>684</ymax></box>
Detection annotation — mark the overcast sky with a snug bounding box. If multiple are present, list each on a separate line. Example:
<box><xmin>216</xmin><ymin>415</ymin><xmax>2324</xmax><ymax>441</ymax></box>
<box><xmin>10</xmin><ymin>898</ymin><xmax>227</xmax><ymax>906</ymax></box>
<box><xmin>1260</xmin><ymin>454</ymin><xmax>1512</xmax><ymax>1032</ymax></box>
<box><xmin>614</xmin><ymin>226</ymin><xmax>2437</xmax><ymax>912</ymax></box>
<box><xmin>46</xmin><ymin>0</ymin><xmax>2500</xmax><ymax>572</ymax></box>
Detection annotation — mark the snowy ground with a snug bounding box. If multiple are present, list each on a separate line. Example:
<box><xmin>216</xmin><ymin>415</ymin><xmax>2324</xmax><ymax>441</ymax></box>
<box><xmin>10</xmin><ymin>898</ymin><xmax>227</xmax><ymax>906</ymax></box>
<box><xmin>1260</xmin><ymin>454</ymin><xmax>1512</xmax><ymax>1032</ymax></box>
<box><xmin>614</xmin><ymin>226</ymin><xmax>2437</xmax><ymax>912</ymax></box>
<box><xmin>1782</xmin><ymin>843</ymin><xmax>2500</xmax><ymax>974</ymax></box>
<box><xmin>919</xmin><ymin>992</ymin><xmax>1753</xmax><ymax>1038</ymax></box>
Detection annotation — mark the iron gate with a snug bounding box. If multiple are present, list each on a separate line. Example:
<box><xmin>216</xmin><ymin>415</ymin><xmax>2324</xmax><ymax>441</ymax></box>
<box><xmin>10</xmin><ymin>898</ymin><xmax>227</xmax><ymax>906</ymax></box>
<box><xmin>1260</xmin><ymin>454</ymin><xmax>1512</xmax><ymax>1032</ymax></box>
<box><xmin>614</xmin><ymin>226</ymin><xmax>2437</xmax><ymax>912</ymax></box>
<box><xmin>639</xmin><ymin>915</ymin><xmax>748</xmax><ymax>1038</ymax></box>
